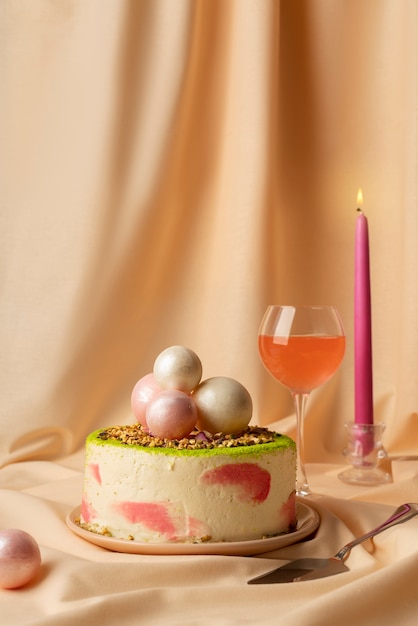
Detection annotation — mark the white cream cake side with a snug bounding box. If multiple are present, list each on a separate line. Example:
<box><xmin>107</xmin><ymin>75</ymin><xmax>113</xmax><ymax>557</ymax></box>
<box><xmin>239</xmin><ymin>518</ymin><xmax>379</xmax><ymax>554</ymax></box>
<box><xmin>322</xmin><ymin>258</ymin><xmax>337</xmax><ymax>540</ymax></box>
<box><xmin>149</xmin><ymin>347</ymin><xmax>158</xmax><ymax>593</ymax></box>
<box><xmin>79</xmin><ymin>426</ymin><xmax>297</xmax><ymax>543</ymax></box>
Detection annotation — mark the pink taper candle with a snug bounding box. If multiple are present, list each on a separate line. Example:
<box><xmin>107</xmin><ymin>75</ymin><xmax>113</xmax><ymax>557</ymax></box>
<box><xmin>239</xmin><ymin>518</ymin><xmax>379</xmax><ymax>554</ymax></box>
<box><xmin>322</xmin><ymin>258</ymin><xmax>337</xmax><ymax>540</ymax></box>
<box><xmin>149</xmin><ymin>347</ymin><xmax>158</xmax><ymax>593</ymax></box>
<box><xmin>354</xmin><ymin>189</ymin><xmax>374</xmax><ymax>426</ymax></box>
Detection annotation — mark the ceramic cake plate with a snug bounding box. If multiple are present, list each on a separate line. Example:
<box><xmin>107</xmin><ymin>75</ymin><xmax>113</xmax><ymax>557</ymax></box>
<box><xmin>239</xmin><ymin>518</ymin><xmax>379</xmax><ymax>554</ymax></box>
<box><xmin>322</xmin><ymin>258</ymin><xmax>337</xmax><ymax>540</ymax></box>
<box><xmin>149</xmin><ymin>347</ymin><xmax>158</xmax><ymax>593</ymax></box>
<box><xmin>66</xmin><ymin>500</ymin><xmax>320</xmax><ymax>556</ymax></box>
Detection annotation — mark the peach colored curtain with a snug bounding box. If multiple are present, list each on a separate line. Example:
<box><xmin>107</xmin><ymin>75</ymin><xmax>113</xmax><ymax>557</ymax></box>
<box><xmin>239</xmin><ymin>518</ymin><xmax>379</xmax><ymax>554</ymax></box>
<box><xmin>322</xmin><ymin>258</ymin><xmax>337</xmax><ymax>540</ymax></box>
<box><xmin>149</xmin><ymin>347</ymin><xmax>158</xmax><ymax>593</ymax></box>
<box><xmin>2</xmin><ymin>0</ymin><xmax>417</xmax><ymax>466</ymax></box>
<box><xmin>2</xmin><ymin>1</ymin><xmax>418</xmax><ymax>624</ymax></box>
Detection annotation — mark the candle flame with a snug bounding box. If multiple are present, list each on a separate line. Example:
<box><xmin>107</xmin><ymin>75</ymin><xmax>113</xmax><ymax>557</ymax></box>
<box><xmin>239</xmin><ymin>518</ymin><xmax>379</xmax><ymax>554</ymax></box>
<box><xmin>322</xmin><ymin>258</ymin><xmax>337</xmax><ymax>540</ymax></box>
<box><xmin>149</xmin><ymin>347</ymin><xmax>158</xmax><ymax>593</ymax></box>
<box><xmin>356</xmin><ymin>188</ymin><xmax>363</xmax><ymax>207</ymax></box>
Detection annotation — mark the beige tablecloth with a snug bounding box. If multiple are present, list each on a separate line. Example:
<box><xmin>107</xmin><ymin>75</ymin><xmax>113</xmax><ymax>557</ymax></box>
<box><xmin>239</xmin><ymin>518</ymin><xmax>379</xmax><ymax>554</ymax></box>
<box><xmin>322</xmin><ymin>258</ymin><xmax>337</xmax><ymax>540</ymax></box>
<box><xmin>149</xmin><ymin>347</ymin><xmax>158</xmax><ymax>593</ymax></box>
<box><xmin>2</xmin><ymin>453</ymin><xmax>418</xmax><ymax>625</ymax></box>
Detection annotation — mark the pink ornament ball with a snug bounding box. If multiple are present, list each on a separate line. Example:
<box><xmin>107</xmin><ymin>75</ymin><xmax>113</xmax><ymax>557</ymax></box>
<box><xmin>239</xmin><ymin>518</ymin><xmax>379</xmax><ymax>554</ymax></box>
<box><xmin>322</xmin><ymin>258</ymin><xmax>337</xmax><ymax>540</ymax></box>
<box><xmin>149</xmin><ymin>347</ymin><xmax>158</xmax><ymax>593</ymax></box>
<box><xmin>146</xmin><ymin>389</ymin><xmax>198</xmax><ymax>440</ymax></box>
<box><xmin>0</xmin><ymin>529</ymin><xmax>41</xmax><ymax>589</ymax></box>
<box><xmin>131</xmin><ymin>373</ymin><xmax>163</xmax><ymax>427</ymax></box>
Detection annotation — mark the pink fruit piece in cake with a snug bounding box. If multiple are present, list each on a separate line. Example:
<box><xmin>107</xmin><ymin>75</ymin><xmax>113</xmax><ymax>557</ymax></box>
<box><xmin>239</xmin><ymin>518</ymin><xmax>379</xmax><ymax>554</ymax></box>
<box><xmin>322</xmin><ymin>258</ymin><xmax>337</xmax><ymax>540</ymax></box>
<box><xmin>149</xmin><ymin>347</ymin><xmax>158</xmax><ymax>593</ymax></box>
<box><xmin>88</xmin><ymin>463</ymin><xmax>102</xmax><ymax>485</ymax></box>
<box><xmin>280</xmin><ymin>491</ymin><xmax>297</xmax><ymax>528</ymax></box>
<box><xmin>200</xmin><ymin>463</ymin><xmax>271</xmax><ymax>504</ymax></box>
<box><xmin>186</xmin><ymin>515</ymin><xmax>211</xmax><ymax>539</ymax></box>
<box><xmin>81</xmin><ymin>497</ymin><xmax>97</xmax><ymax>523</ymax></box>
<box><xmin>114</xmin><ymin>501</ymin><xmax>184</xmax><ymax>539</ymax></box>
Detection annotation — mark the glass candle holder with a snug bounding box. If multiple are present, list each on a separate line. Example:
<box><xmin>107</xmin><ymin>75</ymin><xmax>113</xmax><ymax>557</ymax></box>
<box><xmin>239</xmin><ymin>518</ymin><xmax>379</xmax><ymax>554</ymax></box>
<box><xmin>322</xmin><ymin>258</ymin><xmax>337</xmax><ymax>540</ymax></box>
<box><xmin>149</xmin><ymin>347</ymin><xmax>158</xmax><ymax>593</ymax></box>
<box><xmin>338</xmin><ymin>423</ymin><xmax>391</xmax><ymax>485</ymax></box>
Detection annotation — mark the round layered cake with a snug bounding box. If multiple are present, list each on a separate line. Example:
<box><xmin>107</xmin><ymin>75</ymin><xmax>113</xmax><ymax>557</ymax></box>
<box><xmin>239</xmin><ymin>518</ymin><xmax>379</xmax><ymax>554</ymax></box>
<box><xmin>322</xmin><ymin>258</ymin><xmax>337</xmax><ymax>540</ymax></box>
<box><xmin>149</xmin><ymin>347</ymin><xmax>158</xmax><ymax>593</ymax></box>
<box><xmin>79</xmin><ymin>425</ymin><xmax>296</xmax><ymax>543</ymax></box>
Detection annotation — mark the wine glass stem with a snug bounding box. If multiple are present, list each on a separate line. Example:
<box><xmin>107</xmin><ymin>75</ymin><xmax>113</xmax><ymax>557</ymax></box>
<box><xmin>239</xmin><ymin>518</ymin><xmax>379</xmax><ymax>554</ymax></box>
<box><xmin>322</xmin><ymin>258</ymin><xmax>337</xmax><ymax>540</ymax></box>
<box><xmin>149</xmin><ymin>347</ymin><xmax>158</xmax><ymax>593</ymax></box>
<box><xmin>292</xmin><ymin>392</ymin><xmax>311</xmax><ymax>496</ymax></box>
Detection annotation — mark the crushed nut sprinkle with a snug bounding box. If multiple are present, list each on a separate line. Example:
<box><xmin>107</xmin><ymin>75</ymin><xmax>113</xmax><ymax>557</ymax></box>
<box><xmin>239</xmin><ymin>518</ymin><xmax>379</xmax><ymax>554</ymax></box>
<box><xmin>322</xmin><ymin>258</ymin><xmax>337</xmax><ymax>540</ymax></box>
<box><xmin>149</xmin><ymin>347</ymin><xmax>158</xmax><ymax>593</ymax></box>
<box><xmin>97</xmin><ymin>425</ymin><xmax>277</xmax><ymax>450</ymax></box>
<box><xmin>78</xmin><ymin>521</ymin><xmax>112</xmax><ymax>537</ymax></box>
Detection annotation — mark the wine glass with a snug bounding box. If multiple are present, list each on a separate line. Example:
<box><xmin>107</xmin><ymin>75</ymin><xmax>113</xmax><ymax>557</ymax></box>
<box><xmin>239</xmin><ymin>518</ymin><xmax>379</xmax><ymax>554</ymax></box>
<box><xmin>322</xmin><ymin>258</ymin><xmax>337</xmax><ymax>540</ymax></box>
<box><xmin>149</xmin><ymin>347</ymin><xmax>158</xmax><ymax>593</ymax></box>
<box><xmin>258</xmin><ymin>305</ymin><xmax>345</xmax><ymax>496</ymax></box>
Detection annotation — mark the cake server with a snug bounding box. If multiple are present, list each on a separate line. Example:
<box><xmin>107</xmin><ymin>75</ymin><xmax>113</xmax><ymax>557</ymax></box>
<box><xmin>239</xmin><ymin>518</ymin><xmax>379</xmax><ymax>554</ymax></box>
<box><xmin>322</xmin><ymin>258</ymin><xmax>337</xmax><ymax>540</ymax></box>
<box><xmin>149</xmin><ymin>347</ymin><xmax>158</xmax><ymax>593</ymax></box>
<box><xmin>248</xmin><ymin>502</ymin><xmax>418</xmax><ymax>584</ymax></box>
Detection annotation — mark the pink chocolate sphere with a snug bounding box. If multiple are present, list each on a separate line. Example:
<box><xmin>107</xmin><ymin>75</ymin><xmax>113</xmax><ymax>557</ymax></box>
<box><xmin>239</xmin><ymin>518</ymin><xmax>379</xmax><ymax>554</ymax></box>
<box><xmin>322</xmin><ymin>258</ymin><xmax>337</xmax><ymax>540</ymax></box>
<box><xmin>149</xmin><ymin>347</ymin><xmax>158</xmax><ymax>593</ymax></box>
<box><xmin>131</xmin><ymin>373</ymin><xmax>163</xmax><ymax>427</ymax></box>
<box><xmin>146</xmin><ymin>389</ymin><xmax>198</xmax><ymax>439</ymax></box>
<box><xmin>0</xmin><ymin>529</ymin><xmax>41</xmax><ymax>589</ymax></box>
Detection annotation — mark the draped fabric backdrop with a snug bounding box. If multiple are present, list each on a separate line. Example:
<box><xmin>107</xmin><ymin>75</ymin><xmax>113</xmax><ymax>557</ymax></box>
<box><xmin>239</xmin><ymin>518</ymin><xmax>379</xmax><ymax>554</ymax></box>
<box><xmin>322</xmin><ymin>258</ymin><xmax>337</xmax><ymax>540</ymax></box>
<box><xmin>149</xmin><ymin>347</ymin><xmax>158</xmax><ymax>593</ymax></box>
<box><xmin>2</xmin><ymin>0</ymin><xmax>417</xmax><ymax>466</ymax></box>
<box><xmin>2</xmin><ymin>1</ymin><xmax>418</xmax><ymax>625</ymax></box>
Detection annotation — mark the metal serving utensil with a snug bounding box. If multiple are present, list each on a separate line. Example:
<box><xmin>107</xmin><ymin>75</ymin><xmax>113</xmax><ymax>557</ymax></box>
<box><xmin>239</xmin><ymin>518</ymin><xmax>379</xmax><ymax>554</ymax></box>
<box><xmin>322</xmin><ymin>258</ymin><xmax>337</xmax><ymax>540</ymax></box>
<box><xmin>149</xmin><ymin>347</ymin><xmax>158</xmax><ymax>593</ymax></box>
<box><xmin>248</xmin><ymin>502</ymin><xmax>418</xmax><ymax>584</ymax></box>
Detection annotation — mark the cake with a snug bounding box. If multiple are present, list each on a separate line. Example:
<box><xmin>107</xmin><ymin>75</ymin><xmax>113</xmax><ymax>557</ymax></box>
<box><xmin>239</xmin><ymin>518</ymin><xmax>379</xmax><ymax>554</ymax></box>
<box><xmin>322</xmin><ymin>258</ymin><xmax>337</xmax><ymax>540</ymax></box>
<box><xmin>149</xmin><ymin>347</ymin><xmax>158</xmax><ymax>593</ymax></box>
<box><xmin>78</xmin><ymin>345</ymin><xmax>297</xmax><ymax>543</ymax></box>
<box><xmin>79</xmin><ymin>424</ymin><xmax>296</xmax><ymax>543</ymax></box>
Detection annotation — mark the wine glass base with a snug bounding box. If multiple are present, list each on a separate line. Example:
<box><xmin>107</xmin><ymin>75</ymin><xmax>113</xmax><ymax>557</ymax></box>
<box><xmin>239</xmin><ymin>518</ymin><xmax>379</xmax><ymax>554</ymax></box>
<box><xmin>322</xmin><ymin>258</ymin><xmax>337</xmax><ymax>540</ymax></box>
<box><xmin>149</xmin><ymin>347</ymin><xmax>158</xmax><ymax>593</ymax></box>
<box><xmin>296</xmin><ymin>485</ymin><xmax>312</xmax><ymax>497</ymax></box>
<box><xmin>338</xmin><ymin>466</ymin><xmax>391</xmax><ymax>486</ymax></box>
